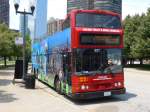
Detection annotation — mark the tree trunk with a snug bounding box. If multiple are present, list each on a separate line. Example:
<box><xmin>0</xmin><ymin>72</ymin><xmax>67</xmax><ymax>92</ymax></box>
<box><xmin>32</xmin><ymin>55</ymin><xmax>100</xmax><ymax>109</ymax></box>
<box><xmin>140</xmin><ymin>58</ymin><xmax>143</xmax><ymax>65</ymax></box>
<box><xmin>132</xmin><ymin>59</ymin><xmax>135</xmax><ymax>65</ymax></box>
<box><xmin>128</xmin><ymin>59</ymin><xmax>131</xmax><ymax>65</ymax></box>
<box><xmin>130</xmin><ymin>58</ymin><xmax>134</xmax><ymax>65</ymax></box>
<box><xmin>4</xmin><ymin>56</ymin><xmax>7</xmax><ymax>67</ymax></box>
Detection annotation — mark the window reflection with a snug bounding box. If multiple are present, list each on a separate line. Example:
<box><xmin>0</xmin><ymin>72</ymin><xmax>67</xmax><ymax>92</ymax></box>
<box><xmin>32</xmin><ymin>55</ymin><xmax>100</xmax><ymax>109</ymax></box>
<box><xmin>74</xmin><ymin>49</ymin><xmax>122</xmax><ymax>75</ymax></box>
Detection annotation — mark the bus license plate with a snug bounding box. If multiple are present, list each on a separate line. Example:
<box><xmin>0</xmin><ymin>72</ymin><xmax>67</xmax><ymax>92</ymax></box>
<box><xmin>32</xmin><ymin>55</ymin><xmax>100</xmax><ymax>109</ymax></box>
<box><xmin>104</xmin><ymin>92</ymin><xmax>111</xmax><ymax>96</ymax></box>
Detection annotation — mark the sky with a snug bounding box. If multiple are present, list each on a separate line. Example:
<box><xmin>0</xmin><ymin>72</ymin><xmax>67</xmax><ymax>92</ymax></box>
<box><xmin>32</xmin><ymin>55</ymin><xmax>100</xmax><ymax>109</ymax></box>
<box><xmin>9</xmin><ymin>0</ymin><xmax>150</xmax><ymax>30</ymax></box>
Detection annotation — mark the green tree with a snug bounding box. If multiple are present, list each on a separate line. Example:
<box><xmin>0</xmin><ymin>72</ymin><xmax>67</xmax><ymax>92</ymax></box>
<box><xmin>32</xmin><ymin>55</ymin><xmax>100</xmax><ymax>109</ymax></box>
<box><xmin>123</xmin><ymin>8</ymin><xmax>150</xmax><ymax>64</ymax></box>
<box><xmin>25</xmin><ymin>34</ymin><xmax>32</xmax><ymax>62</ymax></box>
<box><xmin>0</xmin><ymin>23</ymin><xmax>12</xmax><ymax>66</ymax></box>
<box><xmin>0</xmin><ymin>23</ymin><xmax>32</xmax><ymax>67</ymax></box>
<box><xmin>0</xmin><ymin>23</ymin><xmax>20</xmax><ymax>66</ymax></box>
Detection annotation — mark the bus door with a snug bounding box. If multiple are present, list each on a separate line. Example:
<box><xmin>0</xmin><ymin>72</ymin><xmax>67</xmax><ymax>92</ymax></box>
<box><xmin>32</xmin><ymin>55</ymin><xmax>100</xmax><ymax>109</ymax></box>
<box><xmin>62</xmin><ymin>52</ymin><xmax>72</xmax><ymax>86</ymax></box>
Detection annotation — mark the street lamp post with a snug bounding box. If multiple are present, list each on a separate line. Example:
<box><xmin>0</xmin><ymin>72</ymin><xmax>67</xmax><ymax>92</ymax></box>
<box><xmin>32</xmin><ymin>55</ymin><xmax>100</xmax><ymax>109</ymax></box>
<box><xmin>14</xmin><ymin>3</ymin><xmax>35</xmax><ymax>79</ymax></box>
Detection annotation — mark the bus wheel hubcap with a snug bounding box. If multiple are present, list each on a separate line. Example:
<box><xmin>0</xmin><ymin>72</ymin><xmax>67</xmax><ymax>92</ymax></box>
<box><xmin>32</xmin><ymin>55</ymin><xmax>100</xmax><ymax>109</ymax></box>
<box><xmin>56</xmin><ymin>79</ymin><xmax>61</xmax><ymax>92</ymax></box>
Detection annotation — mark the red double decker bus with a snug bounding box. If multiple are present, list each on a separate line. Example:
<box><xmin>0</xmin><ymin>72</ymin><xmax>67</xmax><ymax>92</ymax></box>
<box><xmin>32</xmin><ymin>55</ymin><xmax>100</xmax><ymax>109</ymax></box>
<box><xmin>32</xmin><ymin>10</ymin><xmax>125</xmax><ymax>99</ymax></box>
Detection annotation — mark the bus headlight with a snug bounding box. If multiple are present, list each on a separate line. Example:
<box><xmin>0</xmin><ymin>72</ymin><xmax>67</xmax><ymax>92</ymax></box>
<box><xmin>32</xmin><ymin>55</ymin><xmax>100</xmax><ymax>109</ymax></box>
<box><xmin>115</xmin><ymin>82</ymin><xmax>122</xmax><ymax>87</ymax></box>
<box><xmin>115</xmin><ymin>83</ymin><xmax>118</xmax><ymax>87</ymax></box>
<box><xmin>81</xmin><ymin>85</ymin><xmax>86</xmax><ymax>90</ymax></box>
<box><xmin>118</xmin><ymin>82</ymin><xmax>121</xmax><ymax>86</ymax></box>
<box><xmin>81</xmin><ymin>85</ymin><xmax>89</xmax><ymax>90</ymax></box>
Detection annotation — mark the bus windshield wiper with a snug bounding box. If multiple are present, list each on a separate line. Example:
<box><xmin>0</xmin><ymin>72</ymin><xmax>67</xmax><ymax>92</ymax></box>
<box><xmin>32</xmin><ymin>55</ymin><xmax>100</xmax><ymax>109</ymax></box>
<box><xmin>81</xmin><ymin>71</ymin><xmax>91</xmax><ymax>75</ymax></box>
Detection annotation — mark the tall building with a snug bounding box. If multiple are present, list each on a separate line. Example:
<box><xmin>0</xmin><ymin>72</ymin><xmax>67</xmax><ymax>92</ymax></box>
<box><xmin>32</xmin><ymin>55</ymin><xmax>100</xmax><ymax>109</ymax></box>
<box><xmin>67</xmin><ymin>0</ymin><xmax>92</xmax><ymax>13</ymax></box>
<box><xmin>47</xmin><ymin>18</ymin><xmax>64</xmax><ymax>36</ymax></box>
<box><xmin>67</xmin><ymin>0</ymin><xmax>122</xmax><ymax>15</ymax></box>
<box><xmin>94</xmin><ymin>0</ymin><xmax>122</xmax><ymax>15</ymax></box>
<box><xmin>28</xmin><ymin>13</ymin><xmax>35</xmax><ymax>40</ymax></box>
<box><xmin>28</xmin><ymin>0</ymin><xmax>47</xmax><ymax>40</ymax></box>
<box><xmin>0</xmin><ymin>0</ymin><xmax>9</xmax><ymax>25</ymax></box>
<box><xmin>19</xmin><ymin>15</ymin><xmax>28</xmax><ymax>36</ymax></box>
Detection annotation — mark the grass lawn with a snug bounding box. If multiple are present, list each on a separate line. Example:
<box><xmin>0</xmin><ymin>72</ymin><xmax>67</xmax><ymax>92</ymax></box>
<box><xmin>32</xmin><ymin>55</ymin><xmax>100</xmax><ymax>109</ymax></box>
<box><xmin>0</xmin><ymin>60</ymin><xmax>15</xmax><ymax>69</ymax></box>
<box><xmin>0</xmin><ymin>59</ymin><xmax>31</xmax><ymax>70</ymax></box>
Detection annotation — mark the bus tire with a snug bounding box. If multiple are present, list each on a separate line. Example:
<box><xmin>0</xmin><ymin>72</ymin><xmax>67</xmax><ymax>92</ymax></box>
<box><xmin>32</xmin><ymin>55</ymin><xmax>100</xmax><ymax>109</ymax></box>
<box><xmin>33</xmin><ymin>68</ymin><xmax>36</xmax><ymax>76</ymax></box>
<box><xmin>36</xmin><ymin>69</ymin><xmax>39</xmax><ymax>79</ymax></box>
<box><xmin>34</xmin><ymin>69</ymin><xmax>38</xmax><ymax>79</ymax></box>
<box><xmin>55</xmin><ymin>77</ymin><xmax>62</xmax><ymax>94</ymax></box>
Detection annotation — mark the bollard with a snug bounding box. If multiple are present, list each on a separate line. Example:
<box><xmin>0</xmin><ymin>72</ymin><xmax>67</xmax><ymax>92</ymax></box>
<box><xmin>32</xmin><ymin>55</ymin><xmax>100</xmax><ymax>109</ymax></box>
<box><xmin>25</xmin><ymin>74</ymin><xmax>36</xmax><ymax>89</ymax></box>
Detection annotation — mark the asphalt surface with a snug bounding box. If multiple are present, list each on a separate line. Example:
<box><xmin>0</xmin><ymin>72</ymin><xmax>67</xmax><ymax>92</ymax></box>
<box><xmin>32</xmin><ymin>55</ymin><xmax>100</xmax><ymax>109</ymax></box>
<box><xmin>0</xmin><ymin>68</ymin><xmax>150</xmax><ymax>112</ymax></box>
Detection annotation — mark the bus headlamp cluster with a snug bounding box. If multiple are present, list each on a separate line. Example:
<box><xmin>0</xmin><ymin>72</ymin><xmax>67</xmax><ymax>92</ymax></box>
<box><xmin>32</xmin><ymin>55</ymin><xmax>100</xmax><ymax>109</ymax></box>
<box><xmin>115</xmin><ymin>82</ymin><xmax>122</xmax><ymax>87</ymax></box>
<box><xmin>81</xmin><ymin>85</ymin><xmax>89</xmax><ymax>90</ymax></box>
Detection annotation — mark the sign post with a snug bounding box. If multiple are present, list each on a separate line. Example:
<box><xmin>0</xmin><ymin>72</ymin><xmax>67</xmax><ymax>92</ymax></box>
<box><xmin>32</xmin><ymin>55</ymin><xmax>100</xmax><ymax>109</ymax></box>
<box><xmin>15</xmin><ymin>37</ymin><xmax>23</xmax><ymax>45</ymax></box>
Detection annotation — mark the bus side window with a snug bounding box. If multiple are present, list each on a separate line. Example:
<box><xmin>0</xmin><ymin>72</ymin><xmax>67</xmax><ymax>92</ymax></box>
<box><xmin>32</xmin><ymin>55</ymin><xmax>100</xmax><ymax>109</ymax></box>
<box><xmin>62</xmin><ymin>53</ymin><xmax>71</xmax><ymax>73</ymax></box>
<box><xmin>62</xmin><ymin>17</ymin><xmax>70</xmax><ymax>30</ymax></box>
<box><xmin>53</xmin><ymin>58</ymin><xmax>55</xmax><ymax>69</ymax></box>
<box><xmin>63</xmin><ymin>54</ymin><xmax>67</xmax><ymax>72</ymax></box>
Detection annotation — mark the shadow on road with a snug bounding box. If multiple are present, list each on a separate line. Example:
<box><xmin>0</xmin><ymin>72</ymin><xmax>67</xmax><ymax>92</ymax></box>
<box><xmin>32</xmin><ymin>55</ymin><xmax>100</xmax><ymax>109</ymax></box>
<box><xmin>0</xmin><ymin>79</ymin><xmax>12</xmax><ymax>86</ymax></box>
<box><xmin>0</xmin><ymin>72</ymin><xmax>13</xmax><ymax>76</ymax></box>
<box><xmin>115</xmin><ymin>92</ymin><xmax>137</xmax><ymax>101</ymax></box>
<box><xmin>0</xmin><ymin>91</ymin><xmax>17</xmax><ymax>103</ymax></box>
<box><xmin>0</xmin><ymin>66</ymin><xmax>15</xmax><ymax>70</ymax></box>
<box><xmin>66</xmin><ymin>92</ymin><xmax>137</xmax><ymax>105</ymax></box>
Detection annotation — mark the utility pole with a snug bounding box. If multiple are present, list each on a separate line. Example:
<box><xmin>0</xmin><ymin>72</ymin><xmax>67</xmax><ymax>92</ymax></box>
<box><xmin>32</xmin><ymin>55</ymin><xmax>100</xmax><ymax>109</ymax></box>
<box><xmin>14</xmin><ymin>3</ymin><xmax>35</xmax><ymax>79</ymax></box>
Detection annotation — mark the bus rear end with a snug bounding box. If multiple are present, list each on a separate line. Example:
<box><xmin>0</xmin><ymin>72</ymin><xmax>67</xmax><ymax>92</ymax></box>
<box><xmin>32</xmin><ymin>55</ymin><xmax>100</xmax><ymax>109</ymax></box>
<box><xmin>70</xmin><ymin>10</ymin><xmax>125</xmax><ymax>99</ymax></box>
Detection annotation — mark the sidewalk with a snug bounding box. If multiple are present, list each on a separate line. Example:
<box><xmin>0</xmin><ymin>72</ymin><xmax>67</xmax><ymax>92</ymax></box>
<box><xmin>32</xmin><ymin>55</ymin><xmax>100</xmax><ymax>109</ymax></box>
<box><xmin>124</xmin><ymin>68</ymin><xmax>150</xmax><ymax>75</ymax></box>
<box><xmin>0</xmin><ymin>68</ymin><xmax>84</xmax><ymax>112</ymax></box>
<box><xmin>0</xmin><ymin>67</ymin><xmax>149</xmax><ymax>112</ymax></box>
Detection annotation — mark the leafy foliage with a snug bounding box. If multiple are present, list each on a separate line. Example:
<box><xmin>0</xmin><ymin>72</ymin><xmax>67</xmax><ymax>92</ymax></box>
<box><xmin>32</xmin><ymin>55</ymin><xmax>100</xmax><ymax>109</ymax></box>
<box><xmin>123</xmin><ymin>8</ymin><xmax>150</xmax><ymax>63</ymax></box>
<box><xmin>0</xmin><ymin>24</ymin><xmax>19</xmax><ymax>57</ymax></box>
<box><xmin>0</xmin><ymin>23</ymin><xmax>31</xmax><ymax>66</ymax></box>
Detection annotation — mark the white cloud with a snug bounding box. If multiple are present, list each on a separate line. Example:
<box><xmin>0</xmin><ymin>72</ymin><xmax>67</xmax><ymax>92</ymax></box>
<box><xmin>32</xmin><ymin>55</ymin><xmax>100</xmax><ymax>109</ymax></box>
<box><xmin>9</xmin><ymin>0</ymin><xmax>19</xmax><ymax>29</ymax></box>
<box><xmin>10</xmin><ymin>0</ymin><xmax>150</xmax><ymax>29</ymax></box>
<box><xmin>47</xmin><ymin>0</ymin><xmax>67</xmax><ymax>20</ymax></box>
<box><xmin>9</xmin><ymin>0</ymin><xmax>32</xmax><ymax>29</ymax></box>
<box><xmin>122</xmin><ymin>0</ymin><xmax>150</xmax><ymax>19</ymax></box>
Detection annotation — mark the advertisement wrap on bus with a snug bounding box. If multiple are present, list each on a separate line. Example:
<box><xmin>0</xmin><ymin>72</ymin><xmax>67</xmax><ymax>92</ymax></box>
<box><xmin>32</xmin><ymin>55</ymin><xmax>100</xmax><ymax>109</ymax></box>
<box><xmin>32</xmin><ymin>10</ymin><xmax>125</xmax><ymax>99</ymax></box>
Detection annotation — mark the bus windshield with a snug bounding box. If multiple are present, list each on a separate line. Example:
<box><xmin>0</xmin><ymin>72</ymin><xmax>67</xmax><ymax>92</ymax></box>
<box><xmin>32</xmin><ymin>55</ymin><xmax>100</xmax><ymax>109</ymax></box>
<box><xmin>76</xmin><ymin>13</ymin><xmax>121</xmax><ymax>29</ymax></box>
<box><xmin>74</xmin><ymin>49</ymin><xmax>123</xmax><ymax>75</ymax></box>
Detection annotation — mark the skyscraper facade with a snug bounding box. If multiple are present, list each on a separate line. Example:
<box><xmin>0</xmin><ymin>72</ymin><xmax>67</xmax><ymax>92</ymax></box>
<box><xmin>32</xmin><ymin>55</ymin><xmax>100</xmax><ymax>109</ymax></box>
<box><xmin>35</xmin><ymin>0</ymin><xmax>47</xmax><ymax>39</ymax></box>
<box><xmin>47</xmin><ymin>18</ymin><xmax>64</xmax><ymax>36</ymax></box>
<box><xmin>67</xmin><ymin>0</ymin><xmax>93</xmax><ymax>13</ymax></box>
<box><xmin>0</xmin><ymin>0</ymin><xmax>9</xmax><ymax>25</ymax></box>
<box><xmin>94</xmin><ymin>0</ymin><xmax>122</xmax><ymax>15</ymax></box>
<box><xmin>67</xmin><ymin>0</ymin><xmax>122</xmax><ymax>15</ymax></box>
<box><xmin>28</xmin><ymin>0</ymin><xmax>47</xmax><ymax>40</ymax></box>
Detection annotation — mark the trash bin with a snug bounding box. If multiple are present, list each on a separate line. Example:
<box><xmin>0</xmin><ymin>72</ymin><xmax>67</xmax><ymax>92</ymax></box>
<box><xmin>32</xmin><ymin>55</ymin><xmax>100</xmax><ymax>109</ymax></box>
<box><xmin>14</xmin><ymin>59</ymin><xmax>28</xmax><ymax>79</ymax></box>
<box><xmin>25</xmin><ymin>74</ymin><xmax>36</xmax><ymax>89</ymax></box>
<box><xmin>14</xmin><ymin>60</ymin><xmax>23</xmax><ymax>79</ymax></box>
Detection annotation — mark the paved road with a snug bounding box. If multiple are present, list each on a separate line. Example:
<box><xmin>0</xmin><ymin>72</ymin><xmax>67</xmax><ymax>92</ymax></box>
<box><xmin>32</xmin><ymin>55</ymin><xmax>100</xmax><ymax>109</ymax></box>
<box><xmin>0</xmin><ymin>68</ymin><xmax>150</xmax><ymax>112</ymax></box>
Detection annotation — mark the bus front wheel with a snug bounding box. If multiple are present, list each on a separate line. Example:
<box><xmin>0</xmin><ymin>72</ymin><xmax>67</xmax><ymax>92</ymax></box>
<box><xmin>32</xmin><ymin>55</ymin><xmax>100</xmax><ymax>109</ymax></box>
<box><xmin>55</xmin><ymin>78</ymin><xmax>61</xmax><ymax>94</ymax></box>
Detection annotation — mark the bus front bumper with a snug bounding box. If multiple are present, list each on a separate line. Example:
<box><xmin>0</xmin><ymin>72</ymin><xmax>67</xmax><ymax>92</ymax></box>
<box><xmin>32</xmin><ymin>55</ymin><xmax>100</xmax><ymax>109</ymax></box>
<box><xmin>70</xmin><ymin>88</ymin><xmax>126</xmax><ymax>100</ymax></box>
